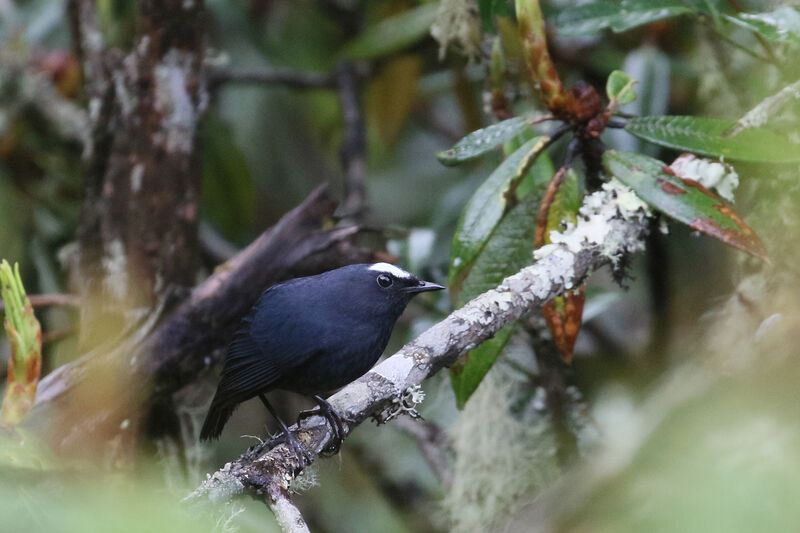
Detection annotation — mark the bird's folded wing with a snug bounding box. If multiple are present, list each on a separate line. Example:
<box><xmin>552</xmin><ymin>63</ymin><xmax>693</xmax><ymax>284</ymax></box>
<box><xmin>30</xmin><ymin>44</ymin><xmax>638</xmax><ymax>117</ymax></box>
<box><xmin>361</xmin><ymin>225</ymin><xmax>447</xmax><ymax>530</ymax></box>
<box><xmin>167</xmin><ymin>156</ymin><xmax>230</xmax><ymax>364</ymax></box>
<box><xmin>215</xmin><ymin>280</ymin><xmax>330</xmax><ymax>400</ymax></box>
<box><xmin>216</xmin><ymin>332</ymin><xmax>284</xmax><ymax>397</ymax></box>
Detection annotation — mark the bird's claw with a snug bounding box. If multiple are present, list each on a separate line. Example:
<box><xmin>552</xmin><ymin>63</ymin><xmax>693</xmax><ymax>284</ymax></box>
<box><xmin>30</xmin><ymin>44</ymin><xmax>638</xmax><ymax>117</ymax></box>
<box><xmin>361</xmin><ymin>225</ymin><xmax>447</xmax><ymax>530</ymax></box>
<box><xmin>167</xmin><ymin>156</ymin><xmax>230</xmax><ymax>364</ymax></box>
<box><xmin>298</xmin><ymin>400</ymin><xmax>345</xmax><ymax>455</ymax></box>
<box><xmin>278</xmin><ymin>431</ymin><xmax>314</xmax><ymax>464</ymax></box>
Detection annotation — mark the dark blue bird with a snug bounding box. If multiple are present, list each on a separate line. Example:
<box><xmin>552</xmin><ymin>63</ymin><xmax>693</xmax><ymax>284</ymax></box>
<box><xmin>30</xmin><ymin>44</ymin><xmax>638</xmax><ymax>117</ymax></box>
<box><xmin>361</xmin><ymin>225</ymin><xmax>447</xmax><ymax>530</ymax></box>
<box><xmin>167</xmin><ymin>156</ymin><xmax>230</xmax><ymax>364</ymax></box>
<box><xmin>200</xmin><ymin>263</ymin><xmax>444</xmax><ymax>452</ymax></box>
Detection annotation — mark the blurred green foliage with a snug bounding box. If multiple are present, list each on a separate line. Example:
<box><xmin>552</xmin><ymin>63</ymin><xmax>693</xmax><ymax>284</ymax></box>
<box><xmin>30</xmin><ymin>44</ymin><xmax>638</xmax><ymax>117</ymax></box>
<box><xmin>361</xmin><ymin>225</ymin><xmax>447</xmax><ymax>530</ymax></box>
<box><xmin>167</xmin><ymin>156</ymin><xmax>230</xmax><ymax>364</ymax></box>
<box><xmin>1</xmin><ymin>0</ymin><xmax>800</xmax><ymax>532</ymax></box>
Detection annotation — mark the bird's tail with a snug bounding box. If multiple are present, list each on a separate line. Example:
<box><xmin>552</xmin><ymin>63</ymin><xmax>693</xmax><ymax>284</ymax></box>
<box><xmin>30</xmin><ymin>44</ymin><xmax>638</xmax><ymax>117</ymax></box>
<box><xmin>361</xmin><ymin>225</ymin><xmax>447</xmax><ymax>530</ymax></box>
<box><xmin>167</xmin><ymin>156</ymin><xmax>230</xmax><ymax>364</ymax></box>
<box><xmin>200</xmin><ymin>397</ymin><xmax>236</xmax><ymax>441</ymax></box>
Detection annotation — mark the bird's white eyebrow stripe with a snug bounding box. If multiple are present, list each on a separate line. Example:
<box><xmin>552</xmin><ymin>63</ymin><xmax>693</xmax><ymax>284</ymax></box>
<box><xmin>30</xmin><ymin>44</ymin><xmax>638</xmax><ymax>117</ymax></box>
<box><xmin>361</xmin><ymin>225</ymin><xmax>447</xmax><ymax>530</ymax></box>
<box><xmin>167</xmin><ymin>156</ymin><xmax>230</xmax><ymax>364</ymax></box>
<box><xmin>368</xmin><ymin>262</ymin><xmax>413</xmax><ymax>279</ymax></box>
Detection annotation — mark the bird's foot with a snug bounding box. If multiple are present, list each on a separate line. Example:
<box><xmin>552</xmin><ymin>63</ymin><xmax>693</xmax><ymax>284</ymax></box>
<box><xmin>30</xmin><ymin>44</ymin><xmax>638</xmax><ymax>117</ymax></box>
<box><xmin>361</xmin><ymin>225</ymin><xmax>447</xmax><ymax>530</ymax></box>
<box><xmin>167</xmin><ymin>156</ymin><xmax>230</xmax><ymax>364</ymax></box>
<box><xmin>298</xmin><ymin>397</ymin><xmax>346</xmax><ymax>454</ymax></box>
<box><xmin>258</xmin><ymin>394</ymin><xmax>314</xmax><ymax>463</ymax></box>
<box><xmin>275</xmin><ymin>429</ymin><xmax>314</xmax><ymax>464</ymax></box>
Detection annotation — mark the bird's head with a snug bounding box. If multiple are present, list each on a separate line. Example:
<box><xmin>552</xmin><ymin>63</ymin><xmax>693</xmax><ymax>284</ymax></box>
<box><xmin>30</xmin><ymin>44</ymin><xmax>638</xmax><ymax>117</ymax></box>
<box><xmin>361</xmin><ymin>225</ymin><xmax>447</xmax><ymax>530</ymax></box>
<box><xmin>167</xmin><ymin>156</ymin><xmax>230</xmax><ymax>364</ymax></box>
<box><xmin>366</xmin><ymin>262</ymin><xmax>445</xmax><ymax>297</ymax></box>
<box><xmin>325</xmin><ymin>262</ymin><xmax>445</xmax><ymax>318</ymax></box>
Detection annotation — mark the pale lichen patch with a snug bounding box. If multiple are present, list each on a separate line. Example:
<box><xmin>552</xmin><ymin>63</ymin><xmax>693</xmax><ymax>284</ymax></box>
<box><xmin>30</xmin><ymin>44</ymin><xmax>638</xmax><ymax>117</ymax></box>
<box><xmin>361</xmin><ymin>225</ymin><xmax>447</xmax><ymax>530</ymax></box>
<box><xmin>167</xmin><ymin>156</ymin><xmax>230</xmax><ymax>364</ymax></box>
<box><xmin>154</xmin><ymin>49</ymin><xmax>198</xmax><ymax>154</ymax></box>
<box><xmin>534</xmin><ymin>179</ymin><xmax>649</xmax><ymax>265</ymax></box>
<box><xmin>102</xmin><ymin>239</ymin><xmax>128</xmax><ymax>301</ymax></box>
<box><xmin>130</xmin><ymin>163</ymin><xmax>144</xmax><ymax>193</ymax></box>
<box><xmin>670</xmin><ymin>153</ymin><xmax>739</xmax><ymax>202</ymax></box>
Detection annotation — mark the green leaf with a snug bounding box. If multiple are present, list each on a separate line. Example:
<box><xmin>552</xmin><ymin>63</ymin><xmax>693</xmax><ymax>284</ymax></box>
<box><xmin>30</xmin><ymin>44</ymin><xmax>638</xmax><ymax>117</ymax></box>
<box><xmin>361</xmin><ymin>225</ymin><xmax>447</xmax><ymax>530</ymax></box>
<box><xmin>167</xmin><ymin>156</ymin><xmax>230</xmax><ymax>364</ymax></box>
<box><xmin>437</xmin><ymin>116</ymin><xmax>537</xmax><ymax>165</ymax></box>
<box><xmin>451</xmin><ymin>330</ymin><xmax>515</xmax><ymax>407</ymax></box>
<box><xmin>340</xmin><ymin>3</ymin><xmax>439</xmax><ymax>60</ymax></box>
<box><xmin>624</xmin><ymin>116</ymin><xmax>800</xmax><ymax>163</ymax></box>
<box><xmin>603</xmin><ymin>150</ymin><xmax>768</xmax><ymax>261</ymax></box>
<box><xmin>556</xmin><ymin>1</ymin><xmax>620</xmax><ymax>36</ymax></box>
<box><xmin>609</xmin><ymin>0</ymin><xmax>692</xmax><ymax>32</ymax></box>
<box><xmin>546</xmin><ymin>167</ymin><xmax>581</xmax><ymax>234</ymax></box>
<box><xmin>557</xmin><ymin>0</ymin><xmax>692</xmax><ymax>36</ymax></box>
<box><xmin>0</xmin><ymin>260</ymin><xmax>42</xmax><ymax>428</ymax></box>
<box><xmin>724</xmin><ymin>7</ymin><xmax>800</xmax><ymax>45</ymax></box>
<box><xmin>449</xmin><ymin>136</ymin><xmax>552</xmax><ymax>295</ymax></box>
<box><xmin>201</xmin><ymin>113</ymin><xmax>255</xmax><ymax>242</ymax></box>
<box><xmin>478</xmin><ymin>0</ymin><xmax>510</xmax><ymax>31</ymax></box>
<box><xmin>0</xmin><ymin>260</ymin><xmax>41</xmax><ymax>375</ymax></box>
<box><xmin>606</xmin><ymin>69</ymin><xmax>638</xmax><ymax>106</ymax></box>
<box><xmin>450</xmin><ymin>186</ymin><xmax>546</xmax><ymax>407</ymax></box>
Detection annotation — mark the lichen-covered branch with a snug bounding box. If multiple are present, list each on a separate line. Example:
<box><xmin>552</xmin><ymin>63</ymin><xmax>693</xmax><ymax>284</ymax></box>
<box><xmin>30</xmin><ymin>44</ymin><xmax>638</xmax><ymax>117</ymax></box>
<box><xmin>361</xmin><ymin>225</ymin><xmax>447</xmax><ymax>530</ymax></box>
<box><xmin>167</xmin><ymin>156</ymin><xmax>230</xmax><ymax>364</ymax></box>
<box><xmin>186</xmin><ymin>182</ymin><xmax>650</xmax><ymax>528</ymax></box>
<box><xmin>269</xmin><ymin>493</ymin><xmax>312</xmax><ymax>533</ymax></box>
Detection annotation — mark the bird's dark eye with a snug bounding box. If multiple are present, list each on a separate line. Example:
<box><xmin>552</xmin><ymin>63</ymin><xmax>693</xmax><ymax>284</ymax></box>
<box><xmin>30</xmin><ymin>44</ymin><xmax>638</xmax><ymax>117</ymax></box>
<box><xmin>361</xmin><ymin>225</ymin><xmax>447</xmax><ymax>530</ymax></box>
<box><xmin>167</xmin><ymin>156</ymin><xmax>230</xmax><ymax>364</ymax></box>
<box><xmin>376</xmin><ymin>274</ymin><xmax>393</xmax><ymax>288</ymax></box>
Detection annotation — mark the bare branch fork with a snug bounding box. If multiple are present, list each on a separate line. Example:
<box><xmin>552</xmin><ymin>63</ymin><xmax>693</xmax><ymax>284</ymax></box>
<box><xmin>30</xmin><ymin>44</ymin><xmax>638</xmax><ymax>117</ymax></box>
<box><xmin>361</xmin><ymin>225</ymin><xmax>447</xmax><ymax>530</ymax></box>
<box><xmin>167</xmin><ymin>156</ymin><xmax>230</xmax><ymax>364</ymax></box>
<box><xmin>186</xmin><ymin>183</ymin><xmax>651</xmax><ymax>531</ymax></box>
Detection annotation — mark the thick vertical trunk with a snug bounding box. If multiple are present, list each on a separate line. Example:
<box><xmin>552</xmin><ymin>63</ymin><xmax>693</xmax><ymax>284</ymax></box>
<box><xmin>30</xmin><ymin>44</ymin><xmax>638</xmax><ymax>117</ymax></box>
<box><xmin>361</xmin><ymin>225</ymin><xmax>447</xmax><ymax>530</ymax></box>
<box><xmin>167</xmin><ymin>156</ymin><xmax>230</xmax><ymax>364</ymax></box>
<box><xmin>55</xmin><ymin>0</ymin><xmax>207</xmax><ymax>460</ymax></box>
<box><xmin>74</xmin><ymin>1</ymin><xmax>206</xmax><ymax>346</ymax></box>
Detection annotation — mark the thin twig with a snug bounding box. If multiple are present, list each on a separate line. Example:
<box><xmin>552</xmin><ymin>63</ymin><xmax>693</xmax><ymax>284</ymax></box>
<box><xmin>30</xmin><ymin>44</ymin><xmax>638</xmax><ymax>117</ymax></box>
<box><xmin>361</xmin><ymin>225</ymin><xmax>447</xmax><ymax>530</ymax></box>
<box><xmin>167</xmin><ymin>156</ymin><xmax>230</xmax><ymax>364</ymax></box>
<box><xmin>529</xmin><ymin>114</ymin><xmax>557</xmax><ymax>126</ymax></box>
<box><xmin>42</xmin><ymin>327</ymin><xmax>79</xmax><ymax>345</ymax></box>
<box><xmin>392</xmin><ymin>417</ymin><xmax>454</xmax><ymax>489</ymax></box>
<box><xmin>702</xmin><ymin>18</ymin><xmax>775</xmax><ymax>65</ymax></box>
<box><xmin>335</xmin><ymin>62</ymin><xmax>368</xmax><ymax>219</ymax></box>
<box><xmin>208</xmin><ymin>68</ymin><xmax>335</xmax><ymax>90</ymax></box>
<box><xmin>199</xmin><ymin>222</ymin><xmax>239</xmax><ymax>263</ymax></box>
<box><xmin>0</xmin><ymin>294</ymin><xmax>80</xmax><ymax>313</ymax></box>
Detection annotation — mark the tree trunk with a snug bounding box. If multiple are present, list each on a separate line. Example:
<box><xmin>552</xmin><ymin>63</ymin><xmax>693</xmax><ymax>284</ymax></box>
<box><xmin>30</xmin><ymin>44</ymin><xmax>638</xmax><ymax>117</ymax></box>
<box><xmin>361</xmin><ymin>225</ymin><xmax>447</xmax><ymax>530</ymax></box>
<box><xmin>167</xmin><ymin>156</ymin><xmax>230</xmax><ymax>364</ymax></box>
<box><xmin>72</xmin><ymin>0</ymin><xmax>206</xmax><ymax>348</ymax></box>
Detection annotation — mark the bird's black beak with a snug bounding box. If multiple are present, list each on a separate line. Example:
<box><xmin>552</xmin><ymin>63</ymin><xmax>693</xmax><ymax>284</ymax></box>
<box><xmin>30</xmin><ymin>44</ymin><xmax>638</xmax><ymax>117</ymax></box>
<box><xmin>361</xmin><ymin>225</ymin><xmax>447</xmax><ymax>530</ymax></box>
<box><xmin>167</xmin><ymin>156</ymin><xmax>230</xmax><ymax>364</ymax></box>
<box><xmin>405</xmin><ymin>279</ymin><xmax>446</xmax><ymax>294</ymax></box>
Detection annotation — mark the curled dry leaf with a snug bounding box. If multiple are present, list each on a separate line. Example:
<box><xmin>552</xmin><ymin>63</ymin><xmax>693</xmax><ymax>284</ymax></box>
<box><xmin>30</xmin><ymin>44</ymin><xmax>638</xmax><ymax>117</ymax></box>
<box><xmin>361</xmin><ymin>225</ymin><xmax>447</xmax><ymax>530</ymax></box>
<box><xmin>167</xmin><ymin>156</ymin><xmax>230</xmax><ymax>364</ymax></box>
<box><xmin>535</xmin><ymin>167</ymin><xmax>585</xmax><ymax>363</ymax></box>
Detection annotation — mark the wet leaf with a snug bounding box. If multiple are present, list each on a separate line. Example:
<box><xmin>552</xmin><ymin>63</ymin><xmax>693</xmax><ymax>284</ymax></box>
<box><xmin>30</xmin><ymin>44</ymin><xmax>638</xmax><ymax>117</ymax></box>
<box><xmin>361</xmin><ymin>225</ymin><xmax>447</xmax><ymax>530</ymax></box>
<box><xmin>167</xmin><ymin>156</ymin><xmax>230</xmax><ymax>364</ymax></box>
<box><xmin>450</xmin><ymin>185</ymin><xmax>547</xmax><ymax>407</ymax></box>
<box><xmin>341</xmin><ymin>3</ymin><xmax>438</xmax><ymax>60</ymax></box>
<box><xmin>624</xmin><ymin>116</ymin><xmax>800</xmax><ymax>163</ymax></box>
<box><xmin>437</xmin><ymin>115</ymin><xmax>543</xmax><ymax>166</ymax></box>
<box><xmin>724</xmin><ymin>7</ymin><xmax>800</xmax><ymax>45</ymax></box>
<box><xmin>606</xmin><ymin>70</ymin><xmax>637</xmax><ymax>107</ymax></box>
<box><xmin>557</xmin><ymin>0</ymin><xmax>692</xmax><ymax>36</ymax></box>
<box><xmin>609</xmin><ymin>0</ymin><xmax>692</xmax><ymax>32</ymax></box>
<box><xmin>603</xmin><ymin>150</ymin><xmax>768</xmax><ymax>261</ymax></box>
<box><xmin>449</xmin><ymin>136</ymin><xmax>553</xmax><ymax>296</ymax></box>
<box><xmin>557</xmin><ymin>1</ymin><xmax>620</xmax><ymax>36</ymax></box>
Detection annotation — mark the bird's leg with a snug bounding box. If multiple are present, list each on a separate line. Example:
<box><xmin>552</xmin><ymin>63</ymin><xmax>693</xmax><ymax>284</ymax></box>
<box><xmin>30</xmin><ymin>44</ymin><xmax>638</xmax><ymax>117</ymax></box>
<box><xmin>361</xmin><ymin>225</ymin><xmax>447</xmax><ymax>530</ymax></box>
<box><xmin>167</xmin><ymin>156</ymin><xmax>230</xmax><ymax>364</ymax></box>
<box><xmin>259</xmin><ymin>394</ymin><xmax>312</xmax><ymax>462</ymax></box>
<box><xmin>297</xmin><ymin>395</ymin><xmax>346</xmax><ymax>453</ymax></box>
